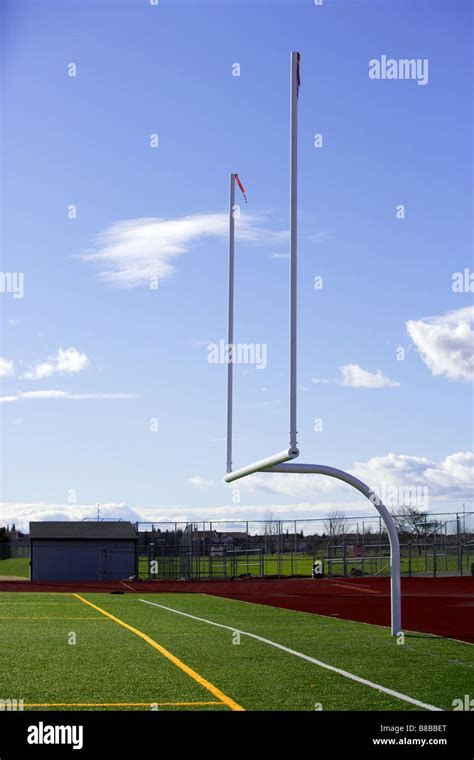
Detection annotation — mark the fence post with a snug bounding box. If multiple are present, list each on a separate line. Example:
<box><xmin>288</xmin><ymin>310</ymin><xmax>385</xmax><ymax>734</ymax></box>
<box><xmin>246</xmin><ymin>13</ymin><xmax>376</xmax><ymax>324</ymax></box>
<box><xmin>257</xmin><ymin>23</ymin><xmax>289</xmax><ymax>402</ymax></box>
<box><xmin>294</xmin><ymin>519</ymin><xmax>297</xmax><ymax>577</ymax></box>
<box><xmin>209</xmin><ymin>521</ymin><xmax>213</xmax><ymax>579</ymax></box>
<box><xmin>148</xmin><ymin>543</ymin><xmax>153</xmax><ymax>580</ymax></box>
<box><xmin>379</xmin><ymin>517</ymin><xmax>382</xmax><ymax>560</ymax></box>
<box><xmin>457</xmin><ymin>516</ymin><xmax>462</xmax><ymax>575</ymax></box>
<box><xmin>246</xmin><ymin>520</ymin><xmax>249</xmax><ymax>575</ymax></box>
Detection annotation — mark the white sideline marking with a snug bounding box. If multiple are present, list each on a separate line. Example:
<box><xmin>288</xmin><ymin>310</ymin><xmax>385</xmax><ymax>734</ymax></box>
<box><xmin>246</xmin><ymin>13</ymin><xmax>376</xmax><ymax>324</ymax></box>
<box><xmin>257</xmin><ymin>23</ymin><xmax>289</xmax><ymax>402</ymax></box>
<box><xmin>139</xmin><ymin>598</ymin><xmax>442</xmax><ymax>712</ymax></box>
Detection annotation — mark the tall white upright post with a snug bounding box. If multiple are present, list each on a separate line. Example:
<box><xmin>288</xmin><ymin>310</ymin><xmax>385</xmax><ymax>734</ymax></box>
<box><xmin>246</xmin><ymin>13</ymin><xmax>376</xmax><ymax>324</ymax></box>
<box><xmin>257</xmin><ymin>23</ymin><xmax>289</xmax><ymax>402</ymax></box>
<box><xmin>289</xmin><ymin>52</ymin><xmax>299</xmax><ymax>453</ymax></box>
<box><xmin>226</xmin><ymin>173</ymin><xmax>236</xmax><ymax>474</ymax></box>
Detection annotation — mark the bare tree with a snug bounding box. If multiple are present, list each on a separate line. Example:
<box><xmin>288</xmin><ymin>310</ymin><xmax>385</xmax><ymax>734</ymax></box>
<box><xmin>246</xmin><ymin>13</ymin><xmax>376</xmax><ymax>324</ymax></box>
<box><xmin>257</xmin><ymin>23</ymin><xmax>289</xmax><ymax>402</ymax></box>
<box><xmin>392</xmin><ymin>506</ymin><xmax>440</xmax><ymax>538</ymax></box>
<box><xmin>323</xmin><ymin>508</ymin><xmax>349</xmax><ymax>540</ymax></box>
<box><xmin>262</xmin><ymin>511</ymin><xmax>280</xmax><ymax>554</ymax></box>
<box><xmin>392</xmin><ymin>505</ymin><xmax>442</xmax><ymax>556</ymax></box>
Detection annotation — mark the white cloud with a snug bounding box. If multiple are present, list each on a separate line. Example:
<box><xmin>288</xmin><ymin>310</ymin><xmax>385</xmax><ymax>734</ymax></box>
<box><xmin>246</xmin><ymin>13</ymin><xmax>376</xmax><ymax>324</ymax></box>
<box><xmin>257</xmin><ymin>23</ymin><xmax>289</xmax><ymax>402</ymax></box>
<box><xmin>0</xmin><ymin>390</ymin><xmax>138</xmax><ymax>403</ymax></box>
<box><xmin>312</xmin><ymin>377</ymin><xmax>330</xmax><ymax>385</ymax></box>
<box><xmin>18</xmin><ymin>390</ymin><xmax>69</xmax><ymax>400</ymax></box>
<box><xmin>240</xmin><ymin>451</ymin><xmax>472</xmax><ymax>503</ymax></box>
<box><xmin>424</xmin><ymin>452</ymin><xmax>474</xmax><ymax>494</ymax></box>
<box><xmin>407</xmin><ymin>306</ymin><xmax>474</xmax><ymax>381</ymax></box>
<box><xmin>82</xmin><ymin>213</ymin><xmax>288</xmax><ymax>288</ymax></box>
<box><xmin>0</xmin><ymin>358</ymin><xmax>15</xmax><ymax>377</ymax></box>
<box><xmin>0</xmin><ymin>503</ymin><xmax>140</xmax><ymax>532</ymax></box>
<box><xmin>0</xmin><ymin>500</ymin><xmax>369</xmax><ymax>533</ymax></box>
<box><xmin>352</xmin><ymin>451</ymin><xmax>473</xmax><ymax>502</ymax></box>
<box><xmin>339</xmin><ymin>363</ymin><xmax>400</xmax><ymax>388</ymax></box>
<box><xmin>352</xmin><ymin>453</ymin><xmax>433</xmax><ymax>488</ymax></box>
<box><xmin>188</xmin><ymin>475</ymin><xmax>215</xmax><ymax>490</ymax></box>
<box><xmin>136</xmin><ymin>501</ymin><xmax>369</xmax><ymax>524</ymax></box>
<box><xmin>23</xmin><ymin>348</ymin><xmax>89</xmax><ymax>380</ymax></box>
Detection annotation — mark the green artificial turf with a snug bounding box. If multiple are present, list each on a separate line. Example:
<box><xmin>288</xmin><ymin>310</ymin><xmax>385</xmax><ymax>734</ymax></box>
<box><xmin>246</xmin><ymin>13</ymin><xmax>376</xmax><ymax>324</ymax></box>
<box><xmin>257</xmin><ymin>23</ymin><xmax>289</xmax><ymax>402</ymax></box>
<box><xmin>0</xmin><ymin>558</ymin><xmax>29</xmax><ymax>578</ymax></box>
<box><xmin>1</xmin><ymin>592</ymin><xmax>472</xmax><ymax>712</ymax></box>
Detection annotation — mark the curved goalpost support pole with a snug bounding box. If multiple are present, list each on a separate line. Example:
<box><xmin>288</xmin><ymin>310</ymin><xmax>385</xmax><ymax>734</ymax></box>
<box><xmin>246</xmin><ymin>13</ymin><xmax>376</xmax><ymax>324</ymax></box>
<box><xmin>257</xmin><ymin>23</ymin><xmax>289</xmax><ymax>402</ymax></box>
<box><xmin>266</xmin><ymin>462</ymin><xmax>402</xmax><ymax>637</ymax></box>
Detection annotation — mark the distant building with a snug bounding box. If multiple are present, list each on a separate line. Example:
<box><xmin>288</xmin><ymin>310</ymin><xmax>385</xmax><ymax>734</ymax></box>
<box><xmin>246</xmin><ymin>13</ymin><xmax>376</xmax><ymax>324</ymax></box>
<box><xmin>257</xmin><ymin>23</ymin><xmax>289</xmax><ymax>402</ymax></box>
<box><xmin>29</xmin><ymin>521</ymin><xmax>137</xmax><ymax>582</ymax></box>
<box><xmin>219</xmin><ymin>531</ymin><xmax>249</xmax><ymax>549</ymax></box>
<box><xmin>181</xmin><ymin>529</ymin><xmax>250</xmax><ymax>556</ymax></box>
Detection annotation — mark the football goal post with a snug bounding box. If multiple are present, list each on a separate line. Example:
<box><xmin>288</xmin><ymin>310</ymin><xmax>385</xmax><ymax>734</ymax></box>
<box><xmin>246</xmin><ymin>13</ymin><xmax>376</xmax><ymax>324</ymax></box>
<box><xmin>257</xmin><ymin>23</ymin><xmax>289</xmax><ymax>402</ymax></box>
<box><xmin>224</xmin><ymin>52</ymin><xmax>401</xmax><ymax>637</ymax></box>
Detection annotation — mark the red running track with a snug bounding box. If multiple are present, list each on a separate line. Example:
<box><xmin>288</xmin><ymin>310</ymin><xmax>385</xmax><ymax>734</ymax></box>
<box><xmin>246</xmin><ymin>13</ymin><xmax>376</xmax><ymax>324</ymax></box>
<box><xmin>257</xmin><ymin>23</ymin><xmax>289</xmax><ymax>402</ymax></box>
<box><xmin>1</xmin><ymin>576</ymin><xmax>472</xmax><ymax>644</ymax></box>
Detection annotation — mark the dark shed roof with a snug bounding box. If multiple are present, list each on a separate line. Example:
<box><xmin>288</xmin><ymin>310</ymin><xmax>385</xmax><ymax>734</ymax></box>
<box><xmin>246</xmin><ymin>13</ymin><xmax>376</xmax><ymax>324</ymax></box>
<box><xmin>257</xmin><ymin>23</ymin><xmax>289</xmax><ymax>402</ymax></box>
<box><xmin>29</xmin><ymin>521</ymin><xmax>137</xmax><ymax>540</ymax></box>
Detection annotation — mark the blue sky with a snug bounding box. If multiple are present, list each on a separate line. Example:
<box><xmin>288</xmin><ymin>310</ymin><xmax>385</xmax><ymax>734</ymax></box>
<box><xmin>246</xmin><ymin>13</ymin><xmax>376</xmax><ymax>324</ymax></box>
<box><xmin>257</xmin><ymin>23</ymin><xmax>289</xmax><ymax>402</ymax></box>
<box><xmin>1</xmin><ymin>0</ymin><xmax>472</xmax><ymax>530</ymax></box>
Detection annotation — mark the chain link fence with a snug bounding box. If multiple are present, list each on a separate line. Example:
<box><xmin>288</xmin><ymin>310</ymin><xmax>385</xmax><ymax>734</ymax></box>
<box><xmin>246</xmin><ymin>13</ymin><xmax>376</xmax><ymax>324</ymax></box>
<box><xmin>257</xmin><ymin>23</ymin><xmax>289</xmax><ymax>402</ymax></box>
<box><xmin>2</xmin><ymin>512</ymin><xmax>471</xmax><ymax>581</ymax></box>
<box><xmin>136</xmin><ymin>511</ymin><xmax>474</xmax><ymax>581</ymax></box>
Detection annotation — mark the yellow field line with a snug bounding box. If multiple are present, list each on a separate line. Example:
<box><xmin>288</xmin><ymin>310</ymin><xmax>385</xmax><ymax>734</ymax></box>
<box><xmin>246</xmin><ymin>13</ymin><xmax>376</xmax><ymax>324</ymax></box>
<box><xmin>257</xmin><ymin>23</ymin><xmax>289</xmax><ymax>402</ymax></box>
<box><xmin>24</xmin><ymin>701</ymin><xmax>223</xmax><ymax>708</ymax></box>
<box><xmin>73</xmin><ymin>594</ymin><xmax>244</xmax><ymax>712</ymax></box>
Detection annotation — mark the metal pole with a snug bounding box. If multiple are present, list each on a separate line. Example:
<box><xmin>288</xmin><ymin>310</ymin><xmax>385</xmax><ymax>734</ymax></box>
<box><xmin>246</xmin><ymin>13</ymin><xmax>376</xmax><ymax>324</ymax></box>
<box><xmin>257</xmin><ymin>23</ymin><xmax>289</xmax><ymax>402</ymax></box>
<box><xmin>226</xmin><ymin>173</ymin><xmax>236</xmax><ymax>473</ymax></box>
<box><xmin>278</xmin><ymin>521</ymin><xmax>282</xmax><ymax>578</ymax></box>
<box><xmin>224</xmin><ymin>447</ymin><xmax>298</xmax><ymax>483</ymax></box>
<box><xmin>210</xmin><ymin>520</ymin><xmax>213</xmax><ymax>580</ymax></box>
<box><xmin>266</xmin><ymin>462</ymin><xmax>402</xmax><ymax>636</ymax></box>
<box><xmin>289</xmin><ymin>52</ymin><xmax>298</xmax><ymax>452</ymax></box>
<box><xmin>294</xmin><ymin>519</ymin><xmax>297</xmax><ymax>577</ymax></box>
<box><xmin>246</xmin><ymin>520</ymin><xmax>249</xmax><ymax>574</ymax></box>
<box><xmin>457</xmin><ymin>516</ymin><xmax>461</xmax><ymax>575</ymax></box>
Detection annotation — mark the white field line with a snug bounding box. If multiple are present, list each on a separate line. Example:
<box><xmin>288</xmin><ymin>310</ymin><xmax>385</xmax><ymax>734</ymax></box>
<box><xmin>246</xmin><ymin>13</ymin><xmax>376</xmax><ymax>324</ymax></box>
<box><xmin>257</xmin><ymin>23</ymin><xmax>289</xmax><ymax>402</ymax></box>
<box><xmin>331</xmin><ymin>581</ymin><xmax>382</xmax><ymax>595</ymax></box>
<box><xmin>139</xmin><ymin>598</ymin><xmax>442</xmax><ymax>712</ymax></box>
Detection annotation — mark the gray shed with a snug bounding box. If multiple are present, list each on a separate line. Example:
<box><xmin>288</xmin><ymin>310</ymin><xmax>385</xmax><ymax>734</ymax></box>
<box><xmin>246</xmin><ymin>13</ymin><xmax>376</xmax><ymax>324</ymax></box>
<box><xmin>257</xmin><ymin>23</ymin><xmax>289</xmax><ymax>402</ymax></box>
<box><xmin>29</xmin><ymin>521</ymin><xmax>137</xmax><ymax>582</ymax></box>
